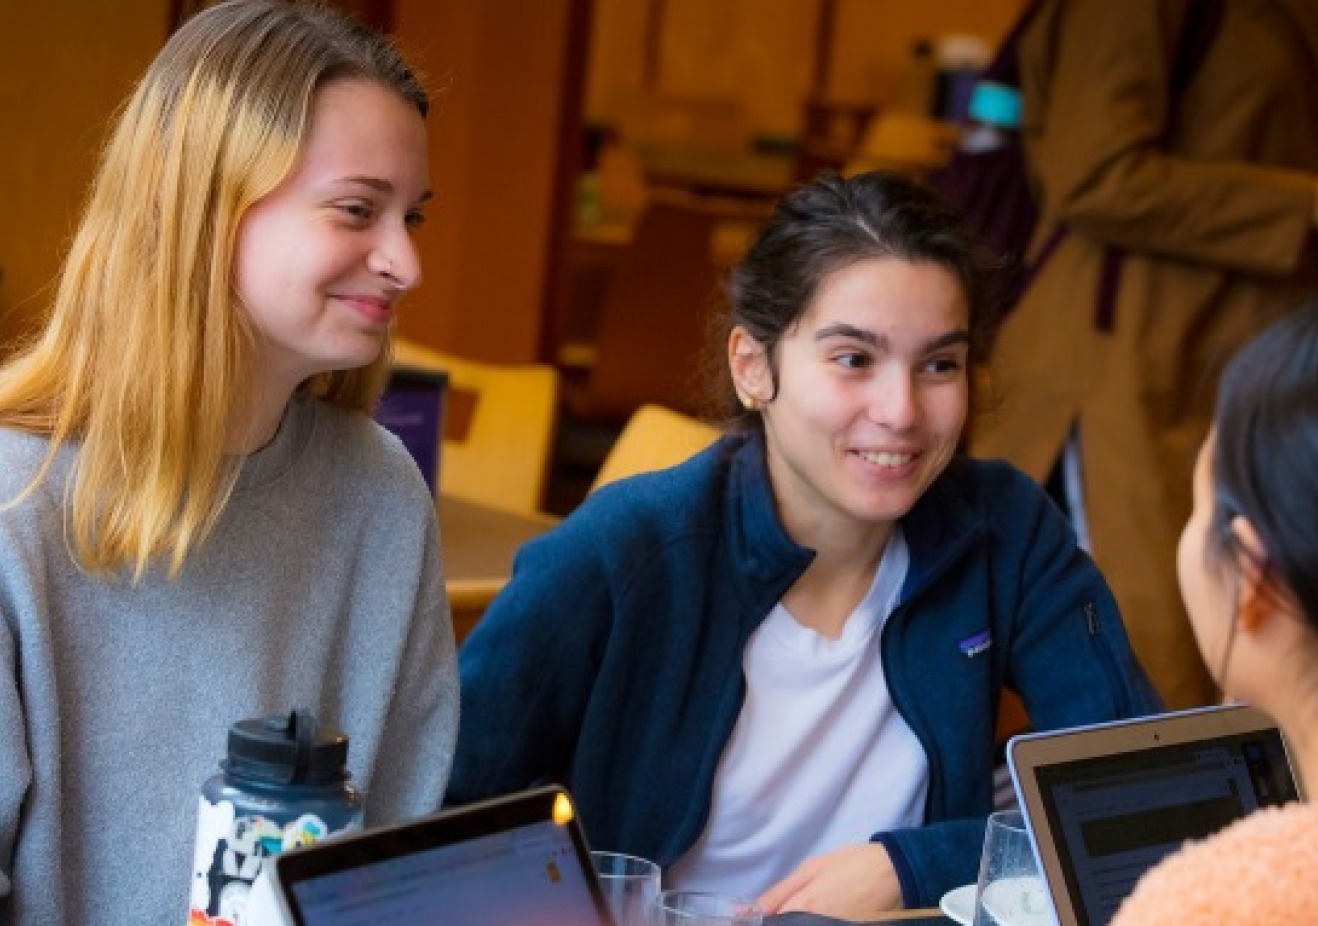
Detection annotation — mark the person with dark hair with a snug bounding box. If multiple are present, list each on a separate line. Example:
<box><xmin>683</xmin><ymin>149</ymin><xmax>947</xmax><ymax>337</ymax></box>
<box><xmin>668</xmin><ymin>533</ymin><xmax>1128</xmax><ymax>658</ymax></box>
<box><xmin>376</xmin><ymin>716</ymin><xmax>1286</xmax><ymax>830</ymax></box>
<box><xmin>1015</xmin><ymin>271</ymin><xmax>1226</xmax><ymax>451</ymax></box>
<box><xmin>1111</xmin><ymin>299</ymin><xmax>1318</xmax><ymax>925</ymax></box>
<box><xmin>451</xmin><ymin>171</ymin><xmax>1158</xmax><ymax>918</ymax></box>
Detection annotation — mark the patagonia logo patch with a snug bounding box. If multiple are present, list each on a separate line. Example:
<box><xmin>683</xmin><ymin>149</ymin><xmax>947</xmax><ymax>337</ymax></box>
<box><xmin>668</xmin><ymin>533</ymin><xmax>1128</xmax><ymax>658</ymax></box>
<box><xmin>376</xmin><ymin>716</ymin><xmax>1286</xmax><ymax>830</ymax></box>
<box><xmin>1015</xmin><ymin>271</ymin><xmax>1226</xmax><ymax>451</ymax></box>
<box><xmin>958</xmin><ymin>629</ymin><xmax>992</xmax><ymax>657</ymax></box>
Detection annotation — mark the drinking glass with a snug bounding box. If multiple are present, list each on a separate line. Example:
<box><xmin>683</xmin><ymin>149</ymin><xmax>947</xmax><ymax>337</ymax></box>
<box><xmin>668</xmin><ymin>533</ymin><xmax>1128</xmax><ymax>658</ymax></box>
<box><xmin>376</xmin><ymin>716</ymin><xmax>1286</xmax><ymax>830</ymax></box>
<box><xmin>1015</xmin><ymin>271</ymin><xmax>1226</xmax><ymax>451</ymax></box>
<box><xmin>653</xmin><ymin>890</ymin><xmax>763</xmax><ymax>926</ymax></box>
<box><xmin>972</xmin><ymin>810</ymin><xmax>1051</xmax><ymax>926</ymax></box>
<box><xmin>592</xmin><ymin>851</ymin><xmax>661</xmax><ymax>926</ymax></box>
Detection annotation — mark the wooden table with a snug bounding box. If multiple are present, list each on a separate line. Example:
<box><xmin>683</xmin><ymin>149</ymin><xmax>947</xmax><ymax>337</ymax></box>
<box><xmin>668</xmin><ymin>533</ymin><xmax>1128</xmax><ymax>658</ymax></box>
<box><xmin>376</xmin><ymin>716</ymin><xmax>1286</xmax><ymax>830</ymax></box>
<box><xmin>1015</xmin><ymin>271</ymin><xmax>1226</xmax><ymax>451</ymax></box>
<box><xmin>871</xmin><ymin>910</ymin><xmax>948</xmax><ymax>923</ymax></box>
<box><xmin>439</xmin><ymin>494</ymin><xmax>559</xmax><ymax>640</ymax></box>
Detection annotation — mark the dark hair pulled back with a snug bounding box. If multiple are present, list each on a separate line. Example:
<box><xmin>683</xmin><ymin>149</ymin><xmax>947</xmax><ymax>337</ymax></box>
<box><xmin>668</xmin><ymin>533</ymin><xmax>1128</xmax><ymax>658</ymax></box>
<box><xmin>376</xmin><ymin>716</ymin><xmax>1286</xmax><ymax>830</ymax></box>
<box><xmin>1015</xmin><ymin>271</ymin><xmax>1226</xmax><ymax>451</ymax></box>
<box><xmin>713</xmin><ymin>170</ymin><xmax>1000</xmax><ymax>428</ymax></box>
<box><xmin>1209</xmin><ymin>298</ymin><xmax>1318</xmax><ymax>629</ymax></box>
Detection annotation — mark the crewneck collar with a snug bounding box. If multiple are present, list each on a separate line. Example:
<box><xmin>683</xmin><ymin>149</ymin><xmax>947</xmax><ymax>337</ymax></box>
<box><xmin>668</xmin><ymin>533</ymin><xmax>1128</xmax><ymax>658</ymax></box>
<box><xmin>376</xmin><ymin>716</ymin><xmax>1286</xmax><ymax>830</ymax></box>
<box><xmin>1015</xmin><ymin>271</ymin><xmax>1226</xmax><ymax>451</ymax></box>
<box><xmin>233</xmin><ymin>392</ymin><xmax>316</xmax><ymax>493</ymax></box>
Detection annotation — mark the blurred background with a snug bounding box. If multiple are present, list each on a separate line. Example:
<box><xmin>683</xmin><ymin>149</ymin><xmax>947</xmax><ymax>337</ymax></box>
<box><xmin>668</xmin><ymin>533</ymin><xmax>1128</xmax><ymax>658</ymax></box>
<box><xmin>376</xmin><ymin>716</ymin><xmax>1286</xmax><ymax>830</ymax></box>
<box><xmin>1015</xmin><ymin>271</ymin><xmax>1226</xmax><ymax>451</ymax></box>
<box><xmin>0</xmin><ymin>0</ymin><xmax>1021</xmax><ymax>512</ymax></box>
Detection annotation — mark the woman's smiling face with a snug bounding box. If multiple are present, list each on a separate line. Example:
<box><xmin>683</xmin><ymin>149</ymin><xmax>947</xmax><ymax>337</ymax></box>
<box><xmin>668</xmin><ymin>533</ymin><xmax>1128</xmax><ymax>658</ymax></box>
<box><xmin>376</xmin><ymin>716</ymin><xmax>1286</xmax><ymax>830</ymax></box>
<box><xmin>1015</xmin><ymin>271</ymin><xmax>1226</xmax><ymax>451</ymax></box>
<box><xmin>233</xmin><ymin>78</ymin><xmax>430</xmax><ymax>396</ymax></box>
<box><xmin>733</xmin><ymin>256</ymin><xmax>970</xmax><ymax>543</ymax></box>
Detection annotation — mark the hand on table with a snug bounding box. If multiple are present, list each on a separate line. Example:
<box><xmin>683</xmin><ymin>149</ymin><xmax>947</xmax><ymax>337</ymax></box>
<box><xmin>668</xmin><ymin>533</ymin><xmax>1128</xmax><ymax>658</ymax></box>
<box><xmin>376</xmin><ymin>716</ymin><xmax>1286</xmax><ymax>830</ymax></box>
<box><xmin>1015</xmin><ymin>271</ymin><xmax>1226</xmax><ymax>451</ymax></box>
<box><xmin>757</xmin><ymin>842</ymin><xmax>903</xmax><ymax>921</ymax></box>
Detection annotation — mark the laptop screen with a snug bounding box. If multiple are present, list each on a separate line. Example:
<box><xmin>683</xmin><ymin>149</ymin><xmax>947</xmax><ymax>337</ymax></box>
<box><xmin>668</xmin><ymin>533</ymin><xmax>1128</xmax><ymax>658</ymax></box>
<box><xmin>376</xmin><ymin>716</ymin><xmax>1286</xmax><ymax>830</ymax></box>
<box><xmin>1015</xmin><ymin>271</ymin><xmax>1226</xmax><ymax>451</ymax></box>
<box><xmin>1026</xmin><ymin>721</ymin><xmax>1297</xmax><ymax>926</ymax></box>
<box><xmin>273</xmin><ymin>788</ymin><xmax>610</xmax><ymax>926</ymax></box>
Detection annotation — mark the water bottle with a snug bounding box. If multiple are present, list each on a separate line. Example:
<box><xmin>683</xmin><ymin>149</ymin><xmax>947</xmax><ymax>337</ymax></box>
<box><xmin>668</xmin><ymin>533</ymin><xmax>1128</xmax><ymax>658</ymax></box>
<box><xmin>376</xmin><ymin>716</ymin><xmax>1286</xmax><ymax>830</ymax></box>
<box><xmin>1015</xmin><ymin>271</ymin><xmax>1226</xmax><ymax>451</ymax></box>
<box><xmin>187</xmin><ymin>709</ymin><xmax>363</xmax><ymax>925</ymax></box>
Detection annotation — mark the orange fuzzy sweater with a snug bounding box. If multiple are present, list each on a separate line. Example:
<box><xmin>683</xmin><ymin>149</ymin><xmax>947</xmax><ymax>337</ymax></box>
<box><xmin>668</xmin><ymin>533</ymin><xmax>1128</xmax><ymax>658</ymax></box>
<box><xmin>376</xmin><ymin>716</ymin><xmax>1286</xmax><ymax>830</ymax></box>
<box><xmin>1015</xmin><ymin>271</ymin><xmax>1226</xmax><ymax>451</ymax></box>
<box><xmin>1111</xmin><ymin>802</ymin><xmax>1318</xmax><ymax>925</ymax></box>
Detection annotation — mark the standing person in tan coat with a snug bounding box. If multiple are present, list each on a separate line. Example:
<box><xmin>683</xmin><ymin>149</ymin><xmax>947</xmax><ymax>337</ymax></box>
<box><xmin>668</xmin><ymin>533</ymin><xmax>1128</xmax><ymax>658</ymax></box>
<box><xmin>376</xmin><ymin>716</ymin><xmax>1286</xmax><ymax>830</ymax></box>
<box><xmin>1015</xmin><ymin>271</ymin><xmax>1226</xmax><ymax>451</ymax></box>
<box><xmin>972</xmin><ymin>0</ymin><xmax>1318</xmax><ymax>709</ymax></box>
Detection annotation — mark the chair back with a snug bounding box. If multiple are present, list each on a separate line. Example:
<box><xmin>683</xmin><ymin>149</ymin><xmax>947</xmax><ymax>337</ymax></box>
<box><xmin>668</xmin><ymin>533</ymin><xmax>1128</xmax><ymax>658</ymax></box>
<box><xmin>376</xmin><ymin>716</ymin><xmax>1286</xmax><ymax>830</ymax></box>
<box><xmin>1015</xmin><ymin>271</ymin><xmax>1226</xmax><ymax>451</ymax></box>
<box><xmin>591</xmin><ymin>404</ymin><xmax>722</xmax><ymax>492</ymax></box>
<box><xmin>563</xmin><ymin>190</ymin><xmax>770</xmax><ymax>425</ymax></box>
<box><xmin>392</xmin><ymin>339</ymin><xmax>558</xmax><ymax>515</ymax></box>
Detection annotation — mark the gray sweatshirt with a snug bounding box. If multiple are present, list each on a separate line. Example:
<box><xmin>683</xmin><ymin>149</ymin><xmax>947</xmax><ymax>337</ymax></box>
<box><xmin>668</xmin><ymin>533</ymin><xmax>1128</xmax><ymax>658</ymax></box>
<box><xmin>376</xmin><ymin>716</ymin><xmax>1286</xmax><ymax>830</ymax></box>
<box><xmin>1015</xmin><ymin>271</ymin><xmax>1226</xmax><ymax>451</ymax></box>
<box><xmin>0</xmin><ymin>393</ymin><xmax>458</xmax><ymax>924</ymax></box>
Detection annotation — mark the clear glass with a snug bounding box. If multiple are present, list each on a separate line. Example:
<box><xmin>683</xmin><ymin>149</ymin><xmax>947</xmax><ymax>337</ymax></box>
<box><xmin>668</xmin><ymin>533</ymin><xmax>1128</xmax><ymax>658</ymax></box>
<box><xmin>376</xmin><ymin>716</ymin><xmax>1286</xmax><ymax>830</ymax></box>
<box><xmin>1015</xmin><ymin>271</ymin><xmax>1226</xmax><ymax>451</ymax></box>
<box><xmin>653</xmin><ymin>890</ymin><xmax>763</xmax><ymax>926</ymax></box>
<box><xmin>972</xmin><ymin>810</ymin><xmax>1051</xmax><ymax>926</ymax></box>
<box><xmin>592</xmin><ymin>851</ymin><xmax>662</xmax><ymax>926</ymax></box>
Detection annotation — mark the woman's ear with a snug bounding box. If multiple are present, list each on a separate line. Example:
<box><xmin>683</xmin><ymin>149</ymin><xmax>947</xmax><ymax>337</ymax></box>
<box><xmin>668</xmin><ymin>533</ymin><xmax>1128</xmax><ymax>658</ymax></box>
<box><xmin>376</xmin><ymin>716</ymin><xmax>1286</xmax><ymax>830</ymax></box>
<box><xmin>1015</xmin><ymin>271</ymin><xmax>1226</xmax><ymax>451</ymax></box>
<box><xmin>728</xmin><ymin>326</ymin><xmax>770</xmax><ymax>409</ymax></box>
<box><xmin>1232</xmin><ymin>516</ymin><xmax>1281</xmax><ymax>633</ymax></box>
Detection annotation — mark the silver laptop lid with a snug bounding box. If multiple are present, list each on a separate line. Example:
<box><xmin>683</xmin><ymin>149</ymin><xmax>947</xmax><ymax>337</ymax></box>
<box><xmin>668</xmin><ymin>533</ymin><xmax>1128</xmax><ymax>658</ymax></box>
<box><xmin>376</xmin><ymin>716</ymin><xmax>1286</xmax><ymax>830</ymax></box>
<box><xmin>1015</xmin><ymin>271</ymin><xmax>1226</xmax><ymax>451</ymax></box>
<box><xmin>1008</xmin><ymin>704</ymin><xmax>1300</xmax><ymax>926</ymax></box>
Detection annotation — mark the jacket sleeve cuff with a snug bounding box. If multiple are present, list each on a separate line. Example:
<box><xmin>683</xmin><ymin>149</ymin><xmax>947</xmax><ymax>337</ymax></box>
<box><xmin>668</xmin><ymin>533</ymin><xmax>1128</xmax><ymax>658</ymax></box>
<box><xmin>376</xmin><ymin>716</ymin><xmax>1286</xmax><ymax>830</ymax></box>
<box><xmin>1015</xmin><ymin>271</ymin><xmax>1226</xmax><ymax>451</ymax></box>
<box><xmin>871</xmin><ymin>831</ymin><xmax>919</xmax><ymax>909</ymax></box>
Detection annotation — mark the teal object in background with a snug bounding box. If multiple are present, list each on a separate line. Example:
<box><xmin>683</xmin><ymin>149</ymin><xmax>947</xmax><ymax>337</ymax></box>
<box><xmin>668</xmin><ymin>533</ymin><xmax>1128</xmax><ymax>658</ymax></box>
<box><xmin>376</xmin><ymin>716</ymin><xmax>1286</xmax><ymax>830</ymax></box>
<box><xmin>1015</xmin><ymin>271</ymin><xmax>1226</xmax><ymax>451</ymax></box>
<box><xmin>968</xmin><ymin>81</ymin><xmax>1023</xmax><ymax>130</ymax></box>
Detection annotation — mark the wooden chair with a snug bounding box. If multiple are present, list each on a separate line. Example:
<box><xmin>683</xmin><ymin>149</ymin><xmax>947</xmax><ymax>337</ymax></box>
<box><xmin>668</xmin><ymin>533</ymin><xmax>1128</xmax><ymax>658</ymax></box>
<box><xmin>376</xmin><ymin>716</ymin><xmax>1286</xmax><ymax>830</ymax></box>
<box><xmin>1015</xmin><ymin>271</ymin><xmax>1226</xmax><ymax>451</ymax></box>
<box><xmin>392</xmin><ymin>338</ymin><xmax>559</xmax><ymax>515</ymax></box>
<box><xmin>561</xmin><ymin>190</ymin><xmax>771</xmax><ymax>427</ymax></box>
<box><xmin>590</xmin><ymin>404</ymin><xmax>722</xmax><ymax>492</ymax></box>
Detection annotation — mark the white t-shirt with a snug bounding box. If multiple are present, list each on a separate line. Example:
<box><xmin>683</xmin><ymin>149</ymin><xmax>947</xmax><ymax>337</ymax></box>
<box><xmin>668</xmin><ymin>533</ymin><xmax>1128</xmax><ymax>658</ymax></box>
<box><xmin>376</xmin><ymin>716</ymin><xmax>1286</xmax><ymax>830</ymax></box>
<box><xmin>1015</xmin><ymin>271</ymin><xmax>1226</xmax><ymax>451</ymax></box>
<box><xmin>666</xmin><ymin>528</ymin><xmax>926</xmax><ymax>897</ymax></box>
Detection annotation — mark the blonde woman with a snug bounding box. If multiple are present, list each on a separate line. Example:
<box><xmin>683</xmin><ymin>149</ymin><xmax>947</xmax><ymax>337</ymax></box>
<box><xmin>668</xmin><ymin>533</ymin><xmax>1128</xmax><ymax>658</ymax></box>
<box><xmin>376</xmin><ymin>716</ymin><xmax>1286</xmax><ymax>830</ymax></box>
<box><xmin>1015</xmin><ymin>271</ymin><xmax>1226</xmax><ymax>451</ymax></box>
<box><xmin>0</xmin><ymin>2</ymin><xmax>456</xmax><ymax>922</ymax></box>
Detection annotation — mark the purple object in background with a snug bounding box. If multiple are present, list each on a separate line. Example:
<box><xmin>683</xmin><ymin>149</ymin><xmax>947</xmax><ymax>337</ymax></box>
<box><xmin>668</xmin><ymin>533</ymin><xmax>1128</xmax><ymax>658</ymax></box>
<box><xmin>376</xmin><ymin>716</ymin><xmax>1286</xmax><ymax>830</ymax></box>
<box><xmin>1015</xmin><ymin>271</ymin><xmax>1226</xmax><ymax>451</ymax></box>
<box><xmin>374</xmin><ymin>367</ymin><xmax>448</xmax><ymax>497</ymax></box>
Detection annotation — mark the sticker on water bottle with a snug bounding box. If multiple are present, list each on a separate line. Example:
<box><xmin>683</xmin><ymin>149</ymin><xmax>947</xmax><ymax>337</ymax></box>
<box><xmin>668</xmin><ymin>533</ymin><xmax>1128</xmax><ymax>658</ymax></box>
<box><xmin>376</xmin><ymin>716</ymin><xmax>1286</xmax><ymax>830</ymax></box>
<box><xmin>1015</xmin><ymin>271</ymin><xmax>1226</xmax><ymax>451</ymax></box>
<box><xmin>188</xmin><ymin>795</ymin><xmax>358</xmax><ymax>926</ymax></box>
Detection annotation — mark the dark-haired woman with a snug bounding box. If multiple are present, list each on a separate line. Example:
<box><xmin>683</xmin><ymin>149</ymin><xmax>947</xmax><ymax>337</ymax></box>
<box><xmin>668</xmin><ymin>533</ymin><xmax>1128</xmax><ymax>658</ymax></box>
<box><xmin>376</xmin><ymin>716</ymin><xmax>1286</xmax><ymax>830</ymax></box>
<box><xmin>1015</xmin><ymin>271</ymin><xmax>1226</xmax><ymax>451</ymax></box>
<box><xmin>450</xmin><ymin>171</ymin><xmax>1159</xmax><ymax>918</ymax></box>
<box><xmin>1112</xmin><ymin>300</ymin><xmax>1318</xmax><ymax>926</ymax></box>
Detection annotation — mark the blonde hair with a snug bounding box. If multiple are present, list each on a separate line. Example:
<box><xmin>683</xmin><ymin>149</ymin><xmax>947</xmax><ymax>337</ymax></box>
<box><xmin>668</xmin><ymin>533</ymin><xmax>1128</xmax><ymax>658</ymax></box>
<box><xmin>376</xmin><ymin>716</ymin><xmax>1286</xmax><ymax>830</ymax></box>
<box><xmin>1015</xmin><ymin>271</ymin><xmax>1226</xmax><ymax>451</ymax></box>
<box><xmin>0</xmin><ymin>0</ymin><xmax>428</xmax><ymax>578</ymax></box>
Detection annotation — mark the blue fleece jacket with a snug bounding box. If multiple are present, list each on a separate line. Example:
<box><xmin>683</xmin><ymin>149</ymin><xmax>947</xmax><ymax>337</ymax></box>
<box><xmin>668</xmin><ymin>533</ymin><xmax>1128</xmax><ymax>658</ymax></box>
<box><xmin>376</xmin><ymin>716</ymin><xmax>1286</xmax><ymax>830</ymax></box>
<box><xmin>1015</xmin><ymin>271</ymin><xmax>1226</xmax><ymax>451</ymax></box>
<box><xmin>449</xmin><ymin>433</ymin><xmax>1160</xmax><ymax>908</ymax></box>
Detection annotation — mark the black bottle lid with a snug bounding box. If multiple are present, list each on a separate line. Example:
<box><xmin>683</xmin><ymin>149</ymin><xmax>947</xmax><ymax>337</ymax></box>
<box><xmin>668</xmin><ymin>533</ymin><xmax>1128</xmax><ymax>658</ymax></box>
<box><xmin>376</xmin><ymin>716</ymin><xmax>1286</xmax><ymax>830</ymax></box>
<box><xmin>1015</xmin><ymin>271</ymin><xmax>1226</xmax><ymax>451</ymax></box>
<box><xmin>222</xmin><ymin>708</ymin><xmax>351</xmax><ymax>787</ymax></box>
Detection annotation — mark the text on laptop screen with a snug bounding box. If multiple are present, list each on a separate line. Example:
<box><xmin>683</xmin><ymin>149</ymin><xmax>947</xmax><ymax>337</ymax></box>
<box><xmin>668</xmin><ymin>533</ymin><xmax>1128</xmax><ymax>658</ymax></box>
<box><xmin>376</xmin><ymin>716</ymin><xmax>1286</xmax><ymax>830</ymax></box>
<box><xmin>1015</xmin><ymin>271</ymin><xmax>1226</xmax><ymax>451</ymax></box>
<box><xmin>1034</xmin><ymin>729</ymin><xmax>1297</xmax><ymax>926</ymax></box>
<box><xmin>287</xmin><ymin>817</ymin><xmax>600</xmax><ymax>926</ymax></box>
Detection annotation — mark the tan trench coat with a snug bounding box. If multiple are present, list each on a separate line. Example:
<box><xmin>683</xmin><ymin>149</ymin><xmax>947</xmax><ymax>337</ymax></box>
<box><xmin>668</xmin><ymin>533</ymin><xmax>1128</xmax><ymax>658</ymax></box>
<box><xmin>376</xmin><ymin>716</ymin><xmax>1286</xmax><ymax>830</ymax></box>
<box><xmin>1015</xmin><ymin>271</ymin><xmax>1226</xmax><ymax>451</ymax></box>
<box><xmin>971</xmin><ymin>0</ymin><xmax>1318</xmax><ymax>709</ymax></box>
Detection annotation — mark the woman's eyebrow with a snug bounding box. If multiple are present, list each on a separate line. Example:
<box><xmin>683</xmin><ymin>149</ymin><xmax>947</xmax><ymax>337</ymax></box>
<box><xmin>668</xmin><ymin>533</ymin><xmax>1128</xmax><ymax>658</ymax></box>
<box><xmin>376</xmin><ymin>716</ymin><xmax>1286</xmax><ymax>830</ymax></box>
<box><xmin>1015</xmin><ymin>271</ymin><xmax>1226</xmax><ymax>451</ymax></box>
<box><xmin>335</xmin><ymin>175</ymin><xmax>392</xmax><ymax>192</ymax></box>
<box><xmin>814</xmin><ymin>323</ymin><xmax>880</xmax><ymax>346</ymax></box>
<box><xmin>332</xmin><ymin>176</ymin><xmax>434</xmax><ymax>203</ymax></box>
<box><xmin>813</xmin><ymin>324</ymin><xmax>970</xmax><ymax>352</ymax></box>
<box><xmin>924</xmin><ymin>330</ymin><xmax>971</xmax><ymax>351</ymax></box>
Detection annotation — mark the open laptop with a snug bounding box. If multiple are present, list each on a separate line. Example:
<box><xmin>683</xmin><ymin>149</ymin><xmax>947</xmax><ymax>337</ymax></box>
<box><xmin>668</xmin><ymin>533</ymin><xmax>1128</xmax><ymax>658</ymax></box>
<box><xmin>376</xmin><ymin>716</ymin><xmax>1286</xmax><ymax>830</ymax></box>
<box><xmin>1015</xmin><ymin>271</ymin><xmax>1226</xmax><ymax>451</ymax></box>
<box><xmin>269</xmin><ymin>786</ymin><xmax>612</xmax><ymax>926</ymax></box>
<box><xmin>1008</xmin><ymin>704</ymin><xmax>1302</xmax><ymax>926</ymax></box>
<box><xmin>374</xmin><ymin>366</ymin><xmax>449</xmax><ymax>498</ymax></box>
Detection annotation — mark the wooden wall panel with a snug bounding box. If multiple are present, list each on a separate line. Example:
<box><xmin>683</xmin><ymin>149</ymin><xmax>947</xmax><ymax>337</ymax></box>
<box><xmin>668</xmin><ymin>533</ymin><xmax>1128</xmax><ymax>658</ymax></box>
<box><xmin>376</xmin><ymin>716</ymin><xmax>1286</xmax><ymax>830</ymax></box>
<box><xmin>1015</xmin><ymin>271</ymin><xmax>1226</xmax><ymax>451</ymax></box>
<box><xmin>584</xmin><ymin>0</ymin><xmax>653</xmax><ymax>119</ymax></box>
<box><xmin>829</xmin><ymin>0</ymin><xmax>1022</xmax><ymax>106</ymax></box>
<box><xmin>651</xmin><ymin>0</ymin><xmax>818</xmax><ymax>138</ymax></box>
<box><xmin>393</xmin><ymin>0</ymin><xmax>580</xmax><ymax>363</ymax></box>
<box><xmin>0</xmin><ymin>0</ymin><xmax>169</xmax><ymax>350</ymax></box>
<box><xmin>586</xmin><ymin>0</ymin><xmax>1024</xmax><ymax>140</ymax></box>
